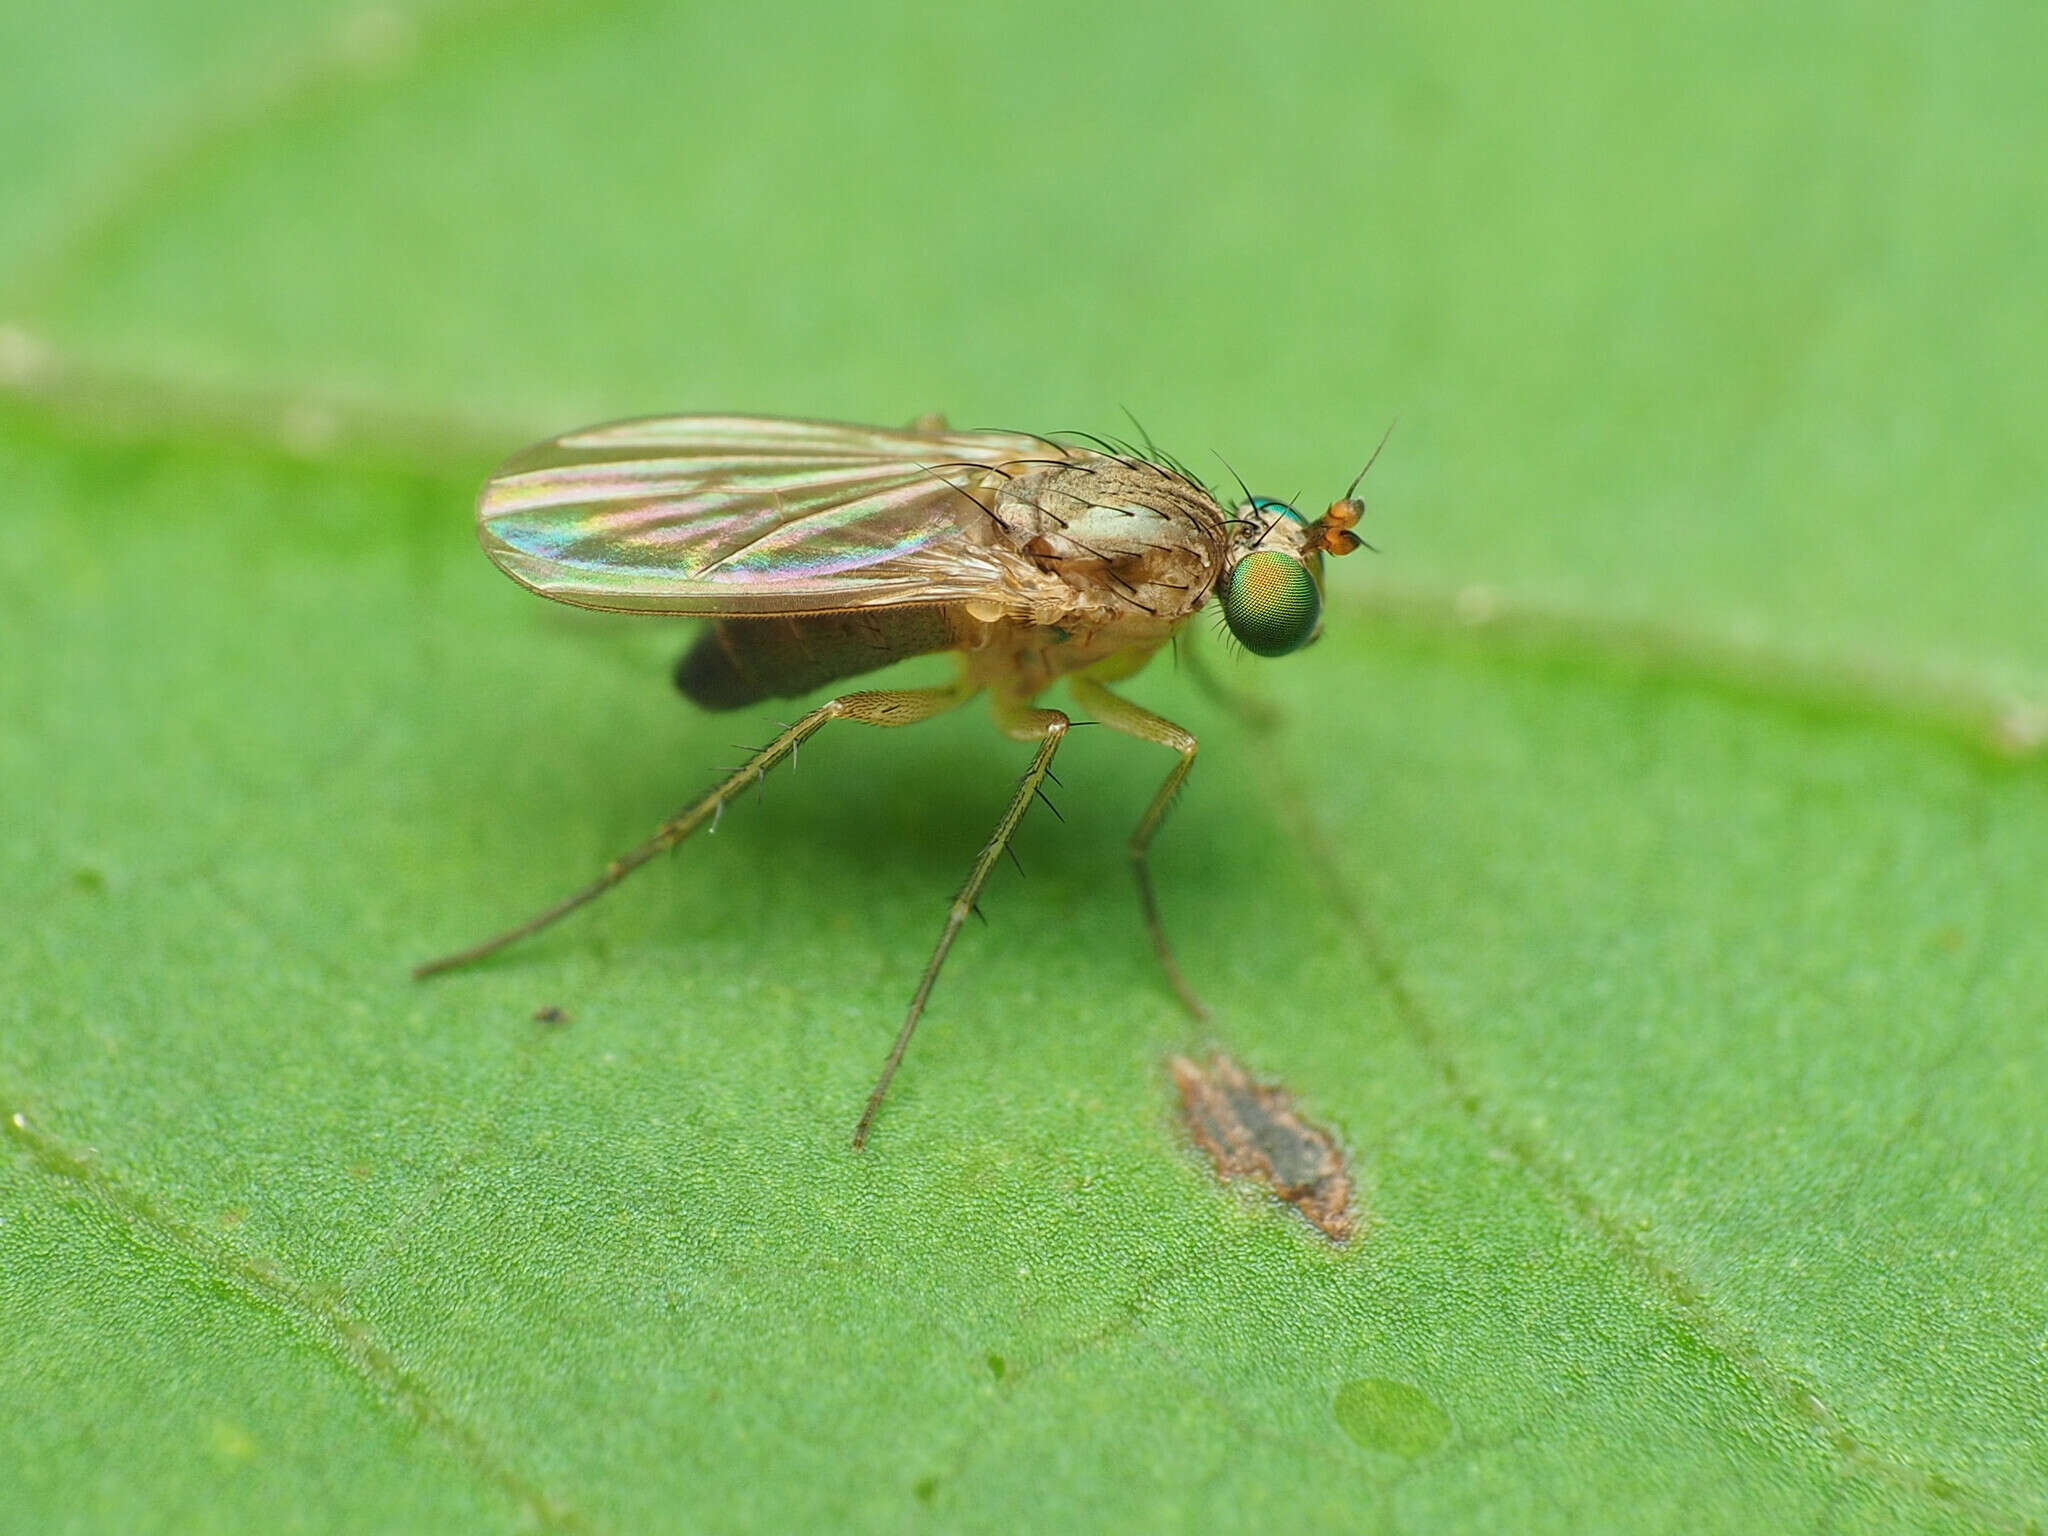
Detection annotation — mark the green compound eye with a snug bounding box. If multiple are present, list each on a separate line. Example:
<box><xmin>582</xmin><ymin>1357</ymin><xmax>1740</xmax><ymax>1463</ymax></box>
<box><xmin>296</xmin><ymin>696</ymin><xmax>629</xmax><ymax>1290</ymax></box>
<box><xmin>1221</xmin><ymin>550</ymin><xmax>1322</xmax><ymax>657</ymax></box>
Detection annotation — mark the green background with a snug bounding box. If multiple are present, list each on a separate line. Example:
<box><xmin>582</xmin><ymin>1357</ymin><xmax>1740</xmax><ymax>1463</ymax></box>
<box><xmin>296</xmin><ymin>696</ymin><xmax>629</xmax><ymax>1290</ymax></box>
<box><xmin>3</xmin><ymin>1</ymin><xmax>2043</xmax><ymax>1531</ymax></box>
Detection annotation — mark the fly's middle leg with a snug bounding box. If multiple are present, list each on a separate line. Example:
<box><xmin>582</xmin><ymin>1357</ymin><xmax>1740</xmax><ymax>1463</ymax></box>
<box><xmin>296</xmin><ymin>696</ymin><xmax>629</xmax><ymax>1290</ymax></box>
<box><xmin>852</xmin><ymin>698</ymin><xmax>1071</xmax><ymax>1149</ymax></box>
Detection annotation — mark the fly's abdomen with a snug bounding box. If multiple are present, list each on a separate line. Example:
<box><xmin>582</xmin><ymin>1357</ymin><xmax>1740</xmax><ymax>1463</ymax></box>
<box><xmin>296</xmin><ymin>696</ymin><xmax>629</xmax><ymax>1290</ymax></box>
<box><xmin>676</xmin><ymin>608</ymin><xmax>965</xmax><ymax>710</ymax></box>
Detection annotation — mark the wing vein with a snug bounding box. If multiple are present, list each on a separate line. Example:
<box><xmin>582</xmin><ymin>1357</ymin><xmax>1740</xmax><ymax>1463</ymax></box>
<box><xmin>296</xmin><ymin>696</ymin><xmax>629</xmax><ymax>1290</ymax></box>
<box><xmin>475</xmin><ymin>414</ymin><xmax>1088</xmax><ymax>617</ymax></box>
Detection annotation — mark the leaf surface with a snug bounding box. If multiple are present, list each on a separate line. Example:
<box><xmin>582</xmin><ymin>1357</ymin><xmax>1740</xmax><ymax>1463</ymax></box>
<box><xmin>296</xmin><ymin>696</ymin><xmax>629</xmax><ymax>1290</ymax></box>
<box><xmin>3</xmin><ymin>3</ymin><xmax>2043</xmax><ymax>1531</ymax></box>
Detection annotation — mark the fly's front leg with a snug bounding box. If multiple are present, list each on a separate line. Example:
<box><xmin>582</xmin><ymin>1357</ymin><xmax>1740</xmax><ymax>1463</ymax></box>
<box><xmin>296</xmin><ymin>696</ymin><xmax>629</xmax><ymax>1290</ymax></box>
<box><xmin>852</xmin><ymin>698</ymin><xmax>1070</xmax><ymax>1150</ymax></box>
<box><xmin>415</xmin><ymin>681</ymin><xmax>974</xmax><ymax>978</ymax></box>
<box><xmin>1066</xmin><ymin>675</ymin><xmax>1207</xmax><ymax>1021</ymax></box>
<box><xmin>1179</xmin><ymin>627</ymin><xmax>1282</xmax><ymax>735</ymax></box>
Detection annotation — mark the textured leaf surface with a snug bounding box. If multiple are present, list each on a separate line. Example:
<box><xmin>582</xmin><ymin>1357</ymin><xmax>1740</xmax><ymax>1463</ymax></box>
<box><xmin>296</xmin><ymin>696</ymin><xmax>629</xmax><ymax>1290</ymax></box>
<box><xmin>3</xmin><ymin>2</ymin><xmax>2043</xmax><ymax>1532</ymax></box>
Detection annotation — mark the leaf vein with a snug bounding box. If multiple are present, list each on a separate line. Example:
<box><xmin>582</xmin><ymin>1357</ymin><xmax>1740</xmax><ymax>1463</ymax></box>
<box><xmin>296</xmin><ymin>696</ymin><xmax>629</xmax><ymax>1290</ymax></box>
<box><xmin>3</xmin><ymin>1105</ymin><xmax>600</xmax><ymax>1536</ymax></box>
<box><xmin>1262</xmin><ymin>727</ymin><xmax>2040</xmax><ymax>1536</ymax></box>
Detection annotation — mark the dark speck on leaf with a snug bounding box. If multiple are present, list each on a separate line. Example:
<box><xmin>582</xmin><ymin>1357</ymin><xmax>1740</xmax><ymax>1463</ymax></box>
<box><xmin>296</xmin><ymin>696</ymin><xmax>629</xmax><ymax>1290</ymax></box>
<box><xmin>1170</xmin><ymin>1052</ymin><xmax>1357</xmax><ymax>1242</ymax></box>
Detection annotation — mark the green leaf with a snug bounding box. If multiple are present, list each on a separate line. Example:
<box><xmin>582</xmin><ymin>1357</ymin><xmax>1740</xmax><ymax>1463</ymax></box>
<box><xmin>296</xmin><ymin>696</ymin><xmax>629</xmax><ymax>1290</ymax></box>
<box><xmin>3</xmin><ymin>2</ymin><xmax>2043</xmax><ymax>1531</ymax></box>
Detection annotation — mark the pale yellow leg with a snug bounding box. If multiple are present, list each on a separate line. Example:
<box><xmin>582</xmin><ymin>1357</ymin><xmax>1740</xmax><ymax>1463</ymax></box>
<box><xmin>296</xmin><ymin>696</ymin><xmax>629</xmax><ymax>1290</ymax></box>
<box><xmin>1066</xmin><ymin>675</ymin><xmax>1208</xmax><ymax>1021</ymax></box>
<box><xmin>851</xmin><ymin>697</ymin><xmax>1071</xmax><ymax>1149</ymax></box>
<box><xmin>415</xmin><ymin>682</ymin><xmax>974</xmax><ymax>979</ymax></box>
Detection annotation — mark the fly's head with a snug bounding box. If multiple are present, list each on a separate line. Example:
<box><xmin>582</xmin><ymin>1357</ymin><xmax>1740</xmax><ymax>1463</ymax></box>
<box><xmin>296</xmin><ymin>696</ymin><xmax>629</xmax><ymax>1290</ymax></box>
<box><xmin>1218</xmin><ymin>493</ymin><xmax>1366</xmax><ymax>657</ymax></box>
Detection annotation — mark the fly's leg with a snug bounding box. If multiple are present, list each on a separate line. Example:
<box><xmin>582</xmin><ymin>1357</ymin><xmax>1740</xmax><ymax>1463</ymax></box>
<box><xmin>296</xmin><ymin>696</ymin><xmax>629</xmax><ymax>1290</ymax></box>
<box><xmin>414</xmin><ymin>682</ymin><xmax>974</xmax><ymax>979</ymax></box>
<box><xmin>851</xmin><ymin>700</ymin><xmax>1070</xmax><ymax>1150</ymax></box>
<box><xmin>1179</xmin><ymin>630</ymin><xmax>1282</xmax><ymax>735</ymax></box>
<box><xmin>1066</xmin><ymin>676</ymin><xmax>1208</xmax><ymax>1021</ymax></box>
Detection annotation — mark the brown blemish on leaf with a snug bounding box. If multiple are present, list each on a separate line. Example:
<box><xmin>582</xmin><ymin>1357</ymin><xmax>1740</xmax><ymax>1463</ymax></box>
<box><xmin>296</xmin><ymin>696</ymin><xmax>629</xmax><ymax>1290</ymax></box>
<box><xmin>1169</xmin><ymin>1053</ymin><xmax>1357</xmax><ymax>1242</ymax></box>
<box><xmin>532</xmin><ymin>1005</ymin><xmax>569</xmax><ymax>1026</ymax></box>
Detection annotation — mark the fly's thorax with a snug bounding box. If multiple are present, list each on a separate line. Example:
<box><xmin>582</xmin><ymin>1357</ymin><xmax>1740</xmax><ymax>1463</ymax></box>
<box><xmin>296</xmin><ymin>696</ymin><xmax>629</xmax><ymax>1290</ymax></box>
<box><xmin>958</xmin><ymin>613</ymin><xmax>1171</xmax><ymax>700</ymax></box>
<box><xmin>990</xmin><ymin>462</ymin><xmax>1228</xmax><ymax>627</ymax></box>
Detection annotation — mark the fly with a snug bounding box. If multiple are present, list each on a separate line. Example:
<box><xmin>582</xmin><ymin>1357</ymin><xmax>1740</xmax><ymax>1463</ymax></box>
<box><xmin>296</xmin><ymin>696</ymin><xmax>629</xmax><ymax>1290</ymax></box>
<box><xmin>415</xmin><ymin>413</ymin><xmax>1371</xmax><ymax>1147</ymax></box>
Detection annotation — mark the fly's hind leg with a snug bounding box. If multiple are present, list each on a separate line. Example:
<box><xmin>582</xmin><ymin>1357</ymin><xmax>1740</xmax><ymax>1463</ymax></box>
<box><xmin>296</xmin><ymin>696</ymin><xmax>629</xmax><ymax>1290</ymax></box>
<box><xmin>414</xmin><ymin>681</ymin><xmax>974</xmax><ymax>979</ymax></box>
<box><xmin>1066</xmin><ymin>675</ymin><xmax>1207</xmax><ymax>1021</ymax></box>
<box><xmin>852</xmin><ymin>697</ymin><xmax>1071</xmax><ymax>1150</ymax></box>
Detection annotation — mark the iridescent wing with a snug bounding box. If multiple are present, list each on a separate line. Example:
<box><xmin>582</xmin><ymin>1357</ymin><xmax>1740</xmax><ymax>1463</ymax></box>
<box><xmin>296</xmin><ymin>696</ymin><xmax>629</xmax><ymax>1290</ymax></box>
<box><xmin>477</xmin><ymin>413</ymin><xmax>1089</xmax><ymax>617</ymax></box>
